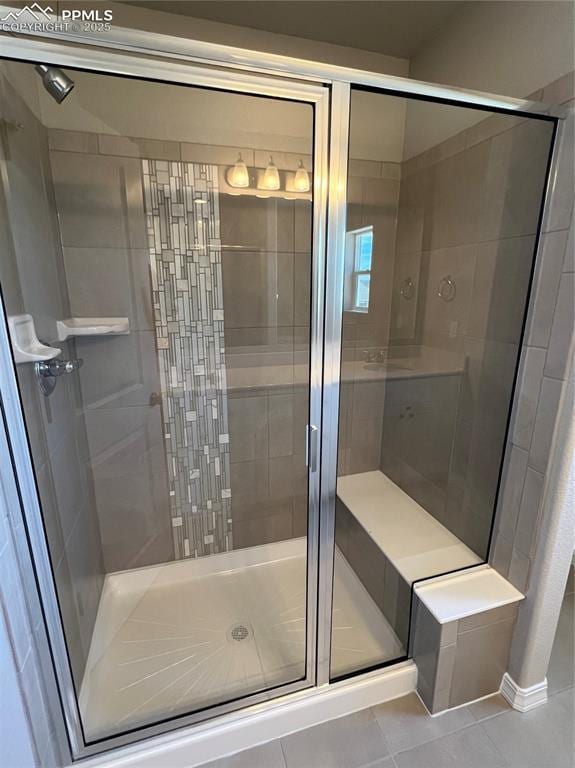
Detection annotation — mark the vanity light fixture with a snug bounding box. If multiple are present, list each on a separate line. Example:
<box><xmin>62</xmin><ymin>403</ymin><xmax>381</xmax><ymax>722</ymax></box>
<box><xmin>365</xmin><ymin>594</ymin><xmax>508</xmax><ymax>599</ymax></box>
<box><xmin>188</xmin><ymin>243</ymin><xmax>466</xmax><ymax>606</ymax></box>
<box><xmin>293</xmin><ymin>159</ymin><xmax>310</xmax><ymax>192</ymax></box>
<box><xmin>228</xmin><ymin>153</ymin><xmax>250</xmax><ymax>188</ymax></box>
<box><xmin>261</xmin><ymin>155</ymin><xmax>280</xmax><ymax>191</ymax></box>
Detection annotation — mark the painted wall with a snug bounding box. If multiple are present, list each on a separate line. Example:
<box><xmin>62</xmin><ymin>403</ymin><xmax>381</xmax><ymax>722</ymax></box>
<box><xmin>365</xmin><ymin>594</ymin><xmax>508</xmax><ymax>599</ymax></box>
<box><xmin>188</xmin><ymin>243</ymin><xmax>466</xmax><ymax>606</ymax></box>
<box><xmin>0</xmin><ymin>429</ymin><xmax>68</xmax><ymax>768</ymax></box>
<box><xmin>0</xmin><ymin>606</ymin><xmax>36</xmax><ymax>768</ymax></box>
<box><xmin>411</xmin><ymin>1</ymin><xmax>574</xmax><ymax>99</ymax></box>
<box><xmin>101</xmin><ymin>0</ymin><xmax>409</xmax><ymax>77</ymax></box>
<box><xmin>406</xmin><ymin>1</ymin><xmax>574</xmax><ymax>157</ymax></box>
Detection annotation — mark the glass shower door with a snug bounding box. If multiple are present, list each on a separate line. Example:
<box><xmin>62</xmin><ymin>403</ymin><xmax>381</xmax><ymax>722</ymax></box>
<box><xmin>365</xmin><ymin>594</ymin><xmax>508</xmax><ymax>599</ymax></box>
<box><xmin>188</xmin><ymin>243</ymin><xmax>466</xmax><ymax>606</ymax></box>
<box><xmin>0</xmin><ymin>55</ymin><xmax>325</xmax><ymax>747</ymax></box>
<box><xmin>329</xmin><ymin>87</ymin><xmax>555</xmax><ymax>680</ymax></box>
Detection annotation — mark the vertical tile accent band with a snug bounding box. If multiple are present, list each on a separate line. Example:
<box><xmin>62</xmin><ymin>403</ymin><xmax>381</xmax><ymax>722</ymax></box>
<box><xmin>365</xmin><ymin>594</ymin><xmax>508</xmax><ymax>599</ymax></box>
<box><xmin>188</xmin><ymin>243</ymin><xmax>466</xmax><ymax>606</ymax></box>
<box><xmin>142</xmin><ymin>159</ymin><xmax>232</xmax><ymax>559</ymax></box>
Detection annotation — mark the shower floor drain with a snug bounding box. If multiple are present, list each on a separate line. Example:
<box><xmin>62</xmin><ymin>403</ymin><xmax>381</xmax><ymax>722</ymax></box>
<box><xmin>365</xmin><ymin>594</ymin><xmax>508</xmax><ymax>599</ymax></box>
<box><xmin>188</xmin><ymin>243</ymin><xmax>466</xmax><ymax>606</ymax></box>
<box><xmin>229</xmin><ymin>623</ymin><xmax>251</xmax><ymax>642</ymax></box>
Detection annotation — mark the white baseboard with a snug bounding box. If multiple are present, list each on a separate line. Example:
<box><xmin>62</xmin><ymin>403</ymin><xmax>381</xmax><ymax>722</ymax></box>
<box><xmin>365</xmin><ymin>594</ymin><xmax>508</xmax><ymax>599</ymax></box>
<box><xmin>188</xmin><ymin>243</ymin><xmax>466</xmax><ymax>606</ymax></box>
<box><xmin>500</xmin><ymin>672</ymin><xmax>548</xmax><ymax>712</ymax></box>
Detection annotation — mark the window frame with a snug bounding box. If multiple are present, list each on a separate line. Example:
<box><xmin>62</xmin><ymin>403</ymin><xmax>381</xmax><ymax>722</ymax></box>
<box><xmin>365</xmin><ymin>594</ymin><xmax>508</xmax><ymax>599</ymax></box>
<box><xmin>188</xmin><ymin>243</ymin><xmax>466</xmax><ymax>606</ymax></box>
<box><xmin>346</xmin><ymin>225</ymin><xmax>374</xmax><ymax>313</ymax></box>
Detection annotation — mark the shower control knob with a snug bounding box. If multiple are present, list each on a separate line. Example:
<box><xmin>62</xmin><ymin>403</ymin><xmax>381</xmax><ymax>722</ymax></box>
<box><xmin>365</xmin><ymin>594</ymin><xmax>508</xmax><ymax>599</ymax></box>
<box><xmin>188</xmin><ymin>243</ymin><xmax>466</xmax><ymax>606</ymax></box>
<box><xmin>35</xmin><ymin>358</ymin><xmax>83</xmax><ymax>397</ymax></box>
<box><xmin>37</xmin><ymin>358</ymin><xmax>83</xmax><ymax>377</ymax></box>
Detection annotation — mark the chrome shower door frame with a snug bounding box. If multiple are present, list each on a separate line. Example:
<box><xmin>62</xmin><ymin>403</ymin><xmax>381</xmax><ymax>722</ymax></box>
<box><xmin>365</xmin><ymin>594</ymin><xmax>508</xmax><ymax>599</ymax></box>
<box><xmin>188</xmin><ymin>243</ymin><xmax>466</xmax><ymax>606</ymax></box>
<box><xmin>0</xmin><ymin>38</ymin><xmax>329</xmax><ymax>759</ymax></box>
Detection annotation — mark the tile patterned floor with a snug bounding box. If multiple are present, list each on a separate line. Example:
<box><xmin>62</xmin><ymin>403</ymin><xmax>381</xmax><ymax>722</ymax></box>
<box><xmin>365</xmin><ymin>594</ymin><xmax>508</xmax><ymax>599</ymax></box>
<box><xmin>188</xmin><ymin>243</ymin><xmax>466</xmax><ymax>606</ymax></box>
<box><xmin>200</xmin><ymin>584</ymin><xmax>574</xmax><ymax>768</ymax></box>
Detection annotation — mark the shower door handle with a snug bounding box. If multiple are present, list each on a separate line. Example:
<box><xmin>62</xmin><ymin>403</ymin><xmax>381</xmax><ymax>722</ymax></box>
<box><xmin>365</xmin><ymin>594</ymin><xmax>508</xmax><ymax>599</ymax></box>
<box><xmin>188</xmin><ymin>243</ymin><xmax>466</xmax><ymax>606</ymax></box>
<box><xmin>306</xmin><ymin>424</ymin><xmax>318</xmax><ymax>473</ymax></box>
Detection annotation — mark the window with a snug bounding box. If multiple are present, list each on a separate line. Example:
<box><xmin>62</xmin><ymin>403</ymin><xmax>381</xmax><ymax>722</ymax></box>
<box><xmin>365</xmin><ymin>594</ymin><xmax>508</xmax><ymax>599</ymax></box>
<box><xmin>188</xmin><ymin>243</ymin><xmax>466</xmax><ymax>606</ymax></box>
<box><xmin>346</xmin><ymin>226</ymin><xmax>373</xmax><ymax>313</ymax></box>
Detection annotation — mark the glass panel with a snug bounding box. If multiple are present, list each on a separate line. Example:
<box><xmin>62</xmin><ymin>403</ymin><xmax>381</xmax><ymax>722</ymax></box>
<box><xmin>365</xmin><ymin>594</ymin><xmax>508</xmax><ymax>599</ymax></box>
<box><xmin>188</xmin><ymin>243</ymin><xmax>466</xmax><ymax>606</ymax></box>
<box><xmin>0</xmin><ymin>59</ymin><xmax>314</xmax><ymax>740</ymax></box>
<box><xmin>330</xmin><ymin>88</ymin><xmax>554</xmax><ymax>680</ymax></box>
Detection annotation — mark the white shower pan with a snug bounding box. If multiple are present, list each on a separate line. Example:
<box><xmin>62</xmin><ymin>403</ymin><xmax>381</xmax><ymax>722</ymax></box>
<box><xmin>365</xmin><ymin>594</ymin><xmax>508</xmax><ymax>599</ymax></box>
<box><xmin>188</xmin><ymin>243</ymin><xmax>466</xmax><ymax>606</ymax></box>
<box><xmin>79</xmin><ymin>538</ymin><xmax>403</xmax><ymax>741</ymax></box>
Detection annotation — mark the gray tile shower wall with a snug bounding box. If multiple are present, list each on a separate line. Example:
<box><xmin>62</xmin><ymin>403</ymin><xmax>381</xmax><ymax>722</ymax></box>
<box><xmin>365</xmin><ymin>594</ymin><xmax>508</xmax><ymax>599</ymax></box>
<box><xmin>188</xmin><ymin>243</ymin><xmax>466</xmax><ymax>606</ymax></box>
<box><xmin>339</xmin><ymin>163</ymin><xmax>401</xmax><ymax>476</ymax></box>
<box><xmin>225</xmin><ymin>386</ymin><xmax>309</xmax><ymax>548</ymax></box>
<box><xmin>380</xmin><ymin>372</ymin><xmax>461</xmax><ymax>526</ymax></box>
<box><xmin>491</xmin><ymin>73</ymin><xmax>575</xmax><ymax>594</ymax></box>
<box><xmin>219</xmin><ymin>192</ymin><xmax>312</xmax><ymax>547</ymax></box>
<box><xmin>48</xmin><ymin>128</ymin><xmax>314</xmax><ymax>562</ymax></box>
<box><xmin>411</xmin><ymin>594</ymin><xmax>519</xmax><ymax>714</ymax></box>
<box><xmin>381</xmin><ymin>107</ymin><xmax>556</xmax><ymax>559</ymax></box>
<box><xmin>48</xmin><ymin>142</ymin><xmax>173</xmax><ymax>573</ymax></box>
<box><xmin>0</xmin><ymin>66</ymin><xmax>104</xmax><ymax>690</ymax></box>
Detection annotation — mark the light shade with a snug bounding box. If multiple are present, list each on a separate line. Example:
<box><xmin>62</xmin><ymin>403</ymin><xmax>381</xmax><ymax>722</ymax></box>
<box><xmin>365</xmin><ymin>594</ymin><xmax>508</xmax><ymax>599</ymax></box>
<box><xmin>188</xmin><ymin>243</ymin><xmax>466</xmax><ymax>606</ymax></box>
<box><xmin>261</xmin><ymin>156</ymin><xmax>280</xmax><ymax>191</ymax></box>
<box><xmin>293</xmin><ymin>160</ymin><xmax>310</xmax><ymax>192</ymax></box>
<box><xmin>229</xmin><ymin>154</ymin><xmax>249</xmax><ymax>188</ymax></box>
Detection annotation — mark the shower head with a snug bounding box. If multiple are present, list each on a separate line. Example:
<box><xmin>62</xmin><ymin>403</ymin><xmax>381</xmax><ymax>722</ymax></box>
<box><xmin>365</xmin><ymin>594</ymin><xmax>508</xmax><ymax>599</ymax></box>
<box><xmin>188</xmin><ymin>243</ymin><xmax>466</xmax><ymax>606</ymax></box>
<box><xmin>34</xmin><ymin>65</ymin><xmax>75</xmax><ymax>104</ymax></box>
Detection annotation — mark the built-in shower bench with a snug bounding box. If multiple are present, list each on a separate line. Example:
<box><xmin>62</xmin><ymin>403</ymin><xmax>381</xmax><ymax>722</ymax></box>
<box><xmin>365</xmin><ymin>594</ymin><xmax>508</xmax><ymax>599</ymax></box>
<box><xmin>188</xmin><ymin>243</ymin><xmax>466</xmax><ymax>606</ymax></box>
<box><xmin>336</xmin><ymin>471</ymin><xmax>481</xmax><ymax>586</ymax></box>
<box><xmin>336</xmin><ymin>470</ymin><xmax>524</xmax><ymax>714</ymax></box>
<box><xmin>335</xmin><ymin>469</ymin><xmax>481</xmax><ymax>651</ymax></box>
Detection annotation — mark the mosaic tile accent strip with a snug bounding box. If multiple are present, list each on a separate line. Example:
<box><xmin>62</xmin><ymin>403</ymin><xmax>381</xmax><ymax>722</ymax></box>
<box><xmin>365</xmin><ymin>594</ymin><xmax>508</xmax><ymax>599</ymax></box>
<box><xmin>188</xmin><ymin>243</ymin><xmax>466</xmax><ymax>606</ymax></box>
<box><xmin>142</xmin><ymin>159</ymin><xmax>232</xmax><ymax>559</ymax></box>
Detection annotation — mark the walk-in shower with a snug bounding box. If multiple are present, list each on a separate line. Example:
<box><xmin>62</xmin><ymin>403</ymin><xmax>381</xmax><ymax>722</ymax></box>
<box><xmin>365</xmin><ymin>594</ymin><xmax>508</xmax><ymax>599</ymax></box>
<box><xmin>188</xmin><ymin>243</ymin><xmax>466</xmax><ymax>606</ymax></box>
<box><xmin>0</xmin><ymin>34</ymin><xmax>558</xmax><ymax>761</ymax></box>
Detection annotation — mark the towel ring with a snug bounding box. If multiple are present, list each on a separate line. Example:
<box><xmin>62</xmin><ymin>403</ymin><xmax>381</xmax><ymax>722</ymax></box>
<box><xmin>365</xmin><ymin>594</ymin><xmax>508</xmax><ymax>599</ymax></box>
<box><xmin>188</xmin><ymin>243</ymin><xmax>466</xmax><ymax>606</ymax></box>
<box><xmin>400</xmin><ymin>276</ymin><xmax>414</xmax><ymax>300</ymax></box>
<box><xmin>437</xmin><ymin>274</ymin><xmax>456</xmax><ymax>302</ymax></box>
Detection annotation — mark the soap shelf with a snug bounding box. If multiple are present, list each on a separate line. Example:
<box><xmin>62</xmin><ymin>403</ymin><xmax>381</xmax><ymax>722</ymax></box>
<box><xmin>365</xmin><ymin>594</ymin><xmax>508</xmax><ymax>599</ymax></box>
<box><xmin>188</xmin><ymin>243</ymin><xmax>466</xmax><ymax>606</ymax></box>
<box><xmin>56</xmin><ymin>317</ymin><xmax>130</xmax><ymax>341</ymax></box>
<box><xmin>8</xmin><ymin>314</ymin><xmax>61</xmax><ymax>364</ymax></box>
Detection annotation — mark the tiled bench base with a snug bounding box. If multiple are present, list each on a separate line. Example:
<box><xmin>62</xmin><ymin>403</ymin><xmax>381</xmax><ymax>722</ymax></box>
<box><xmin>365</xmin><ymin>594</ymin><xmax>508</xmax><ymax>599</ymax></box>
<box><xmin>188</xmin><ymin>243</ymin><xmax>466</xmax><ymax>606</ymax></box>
<box><xmin>335</xmin><ymin>471</ymin><xmax>482</xmax><ymax>649</ymax></box>
<box><xmin>412</xmin><ymin>568</ymin><xmax>524</xmax><ymax>713</ymax></box>
<box><xmin>335</xmin><ymin>473</ymin><xmax>524</xmax><ymax>714</ymax></box>
<box><xmin>335</xmin><ymin>497</ymin><xmax>411</xmax><ymax>649</ymax></box>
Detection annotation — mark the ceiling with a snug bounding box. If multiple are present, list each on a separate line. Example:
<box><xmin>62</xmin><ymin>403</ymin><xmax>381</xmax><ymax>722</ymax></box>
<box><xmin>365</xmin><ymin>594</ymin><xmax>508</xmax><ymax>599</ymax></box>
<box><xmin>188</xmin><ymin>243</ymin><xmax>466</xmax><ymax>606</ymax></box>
<box><xmin>123</xmin><ymin>1</ymin><xmax>468</xmax><ymax>59</ymax></box>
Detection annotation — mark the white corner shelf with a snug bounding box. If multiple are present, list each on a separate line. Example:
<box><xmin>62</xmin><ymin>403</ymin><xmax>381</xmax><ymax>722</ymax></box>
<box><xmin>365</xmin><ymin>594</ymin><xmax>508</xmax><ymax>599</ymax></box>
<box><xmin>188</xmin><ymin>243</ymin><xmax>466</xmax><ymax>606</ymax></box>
<box><xmin>56</xmin><ymin>317</ymin><xmax>130</xmax><ymax>341</ymax></box>
<box><xmin>8</xmin><ymin>314</ymin><xmax>61</xmax><ymax>364</ymax></box>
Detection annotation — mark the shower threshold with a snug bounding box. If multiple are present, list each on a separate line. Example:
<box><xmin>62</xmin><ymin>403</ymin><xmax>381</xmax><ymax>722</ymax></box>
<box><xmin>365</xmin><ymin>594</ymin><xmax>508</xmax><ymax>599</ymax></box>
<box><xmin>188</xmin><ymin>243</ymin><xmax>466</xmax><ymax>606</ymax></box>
<box><xmin>79</xmin><ymin>537</ymin><xmax>403</xmax><ymax>741</ymax></box>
